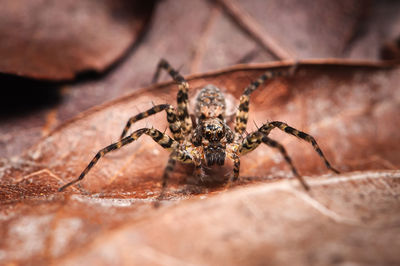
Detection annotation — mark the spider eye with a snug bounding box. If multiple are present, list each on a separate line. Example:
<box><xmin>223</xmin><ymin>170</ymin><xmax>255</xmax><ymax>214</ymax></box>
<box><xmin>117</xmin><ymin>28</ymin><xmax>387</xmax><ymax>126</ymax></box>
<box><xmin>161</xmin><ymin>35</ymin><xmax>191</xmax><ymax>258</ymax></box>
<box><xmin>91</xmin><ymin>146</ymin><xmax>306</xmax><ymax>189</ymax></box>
<box><xmin>205</xmin><ymin>132</ymin><xmax>212</xmax><ymax>139</ymax></box>
<box><xmin>217</xmin><ymin>131</ymin><xmax>223</xmax><ymax>138</ymax></box>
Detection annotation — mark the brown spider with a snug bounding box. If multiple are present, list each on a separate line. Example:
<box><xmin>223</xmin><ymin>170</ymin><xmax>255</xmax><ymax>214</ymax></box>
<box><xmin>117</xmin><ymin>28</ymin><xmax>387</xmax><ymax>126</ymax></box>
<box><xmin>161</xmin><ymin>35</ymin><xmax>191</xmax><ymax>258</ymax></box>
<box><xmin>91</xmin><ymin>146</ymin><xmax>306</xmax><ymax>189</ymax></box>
<box><xmin>59</xmin><ymin>59</ymin><xmax>339</xmax><ymax>198</ymax></box>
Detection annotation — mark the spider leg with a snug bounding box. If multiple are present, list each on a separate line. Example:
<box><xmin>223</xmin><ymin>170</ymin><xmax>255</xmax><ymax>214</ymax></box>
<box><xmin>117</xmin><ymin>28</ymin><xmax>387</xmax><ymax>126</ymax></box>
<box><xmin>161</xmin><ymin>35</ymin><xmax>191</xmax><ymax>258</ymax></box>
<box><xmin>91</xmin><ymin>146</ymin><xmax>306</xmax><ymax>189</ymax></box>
<box><xmin>119</xmin><ymin>104</ymin><xmax>183</xmax><ymax>141</ymax></box>
<box><xmin>156</xmin><ymin>146</ymin><xmax>201</xmax><ymax>204</ymax></box>
<box><xmin>230</xmin><ymin>153</ymin><xmax>240</xmax><ymax>182</ymax></box>
<box><xmin>156</xmin><ymin>156</ymin><xmax>176</xmax><ymax>202</ymax></box>
<box><xmin>59</xmin><ymin>128</ymin><xmax>180</xmax><ymax>192</ymax></box>
<box><xmin>259</xmin><ymin>121</ymin><xmax>339</xmax><ymax>174</ymax></box>
<box><xmin>235</xmin><ymin>68</ymin><xmax>289</xmax><ymax>135</ymax></box>
<box><xmin>262</xmin><ymin>137</ymin><xmax>309</xmax><ymax>190</ymax></box>
<box><xmin>240</xmin><ymin>131</ymin><xmax>309</xmax><ymax>190</ymax></box>
<box><xmin>153</xmin><ymin>59</ymin><xmax>193</xmax><ymax>134</ymax></box>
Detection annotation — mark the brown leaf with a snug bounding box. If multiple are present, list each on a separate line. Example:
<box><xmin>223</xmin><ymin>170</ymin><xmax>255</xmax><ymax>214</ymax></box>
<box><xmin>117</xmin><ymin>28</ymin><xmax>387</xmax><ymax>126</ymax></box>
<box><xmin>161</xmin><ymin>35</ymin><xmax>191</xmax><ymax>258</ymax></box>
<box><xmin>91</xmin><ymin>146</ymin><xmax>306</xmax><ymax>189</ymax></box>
<box><xmin>215</xmin><ymin>0</ymin><xmax>364</xmax><ymax>61</ymax></box>
<box><xmin>0</xmin><ymin>0</ymin><xmax>155</xmax><ymax>80</ymax></box>
<box><xmin>58</xmin><ymin>171</ymin><xmax>400</xmax><ymax>266</ymax></box>
<box><xmin>1</xmin><ymin>62</ymin><xmax>399</xmax><ymax>264</ymax></box>
<box><xmin>380</xmin><ymin>35</ymin><xmax>400</xmax><ymax>61</ymax></box>
<box><xmin>2</xmin><ymin>0</ymin><xmax>400</xmax><ymax>159</ymax></box>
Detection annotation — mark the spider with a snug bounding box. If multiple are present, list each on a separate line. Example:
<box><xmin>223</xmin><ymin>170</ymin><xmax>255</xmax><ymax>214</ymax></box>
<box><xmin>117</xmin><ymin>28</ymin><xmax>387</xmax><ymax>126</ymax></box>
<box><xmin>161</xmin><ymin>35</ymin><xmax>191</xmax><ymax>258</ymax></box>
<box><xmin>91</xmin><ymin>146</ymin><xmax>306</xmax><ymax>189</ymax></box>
<box><xmin>58</xmin><ymin>59</ymin><xmax>339</xmax><ymax>198</ymax></box>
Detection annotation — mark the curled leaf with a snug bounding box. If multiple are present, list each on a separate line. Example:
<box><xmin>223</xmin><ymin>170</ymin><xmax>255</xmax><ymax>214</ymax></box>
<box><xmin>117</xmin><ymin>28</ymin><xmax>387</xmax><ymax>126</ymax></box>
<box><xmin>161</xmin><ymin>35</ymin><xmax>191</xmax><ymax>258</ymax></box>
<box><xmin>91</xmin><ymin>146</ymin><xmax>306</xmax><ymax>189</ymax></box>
<box><xmin>1</xmin><ymin>61</ymin><xmax>399</xmax><ymax>264</ymax></box>
<box><xmin>0</xmin><ymin>0</ymin><xmax>155</xmax><ymax>80</ymax></box>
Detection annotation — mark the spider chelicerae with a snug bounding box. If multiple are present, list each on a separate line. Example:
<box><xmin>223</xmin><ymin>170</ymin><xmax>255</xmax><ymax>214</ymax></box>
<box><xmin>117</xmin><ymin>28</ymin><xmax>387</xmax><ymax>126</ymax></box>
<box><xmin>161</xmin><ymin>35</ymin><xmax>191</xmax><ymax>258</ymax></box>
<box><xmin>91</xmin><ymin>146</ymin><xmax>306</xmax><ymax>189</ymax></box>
<box><xmin>59</xmin><ymin>59</ymin><xmax>339</xmax><ymax>198</ymax></box>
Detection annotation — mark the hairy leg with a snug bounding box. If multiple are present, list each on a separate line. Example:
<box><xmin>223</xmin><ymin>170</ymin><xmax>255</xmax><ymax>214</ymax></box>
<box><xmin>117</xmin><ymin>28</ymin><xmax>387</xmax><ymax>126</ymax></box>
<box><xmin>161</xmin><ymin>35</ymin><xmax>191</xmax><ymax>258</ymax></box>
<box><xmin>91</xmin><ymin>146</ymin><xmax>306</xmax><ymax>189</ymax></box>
<box><xmin>119</xmin><ymin>104</ymin><xmax>183</xmax><ymax>141</ymax></box>
<box><xmin>259</xmin><ymin>121</ymin><xmax>339</xmax><ymax>173</ymax></box>
<box><xmin>240</xmin><ymin>131</ymin><xmax>309</xmax><ymax>190</ymax></box>
<box><xmin>235</xmin><ymin>68</ymin><xmax>291</xmax><ymax>135</ymax></box>
<box><xmin>261</xmin><ymin>136</ymin><xmax>309</xmax><ymax>190</ymax></box>
<box><xmin>153</xmin><ymin>59</ymin><xmax>192</xmax><ymax>134</ymax></box>
<box><xmin>59</xmin><ymin>128</ymin><xmax>180</xmax><ymax>192</ymax></box>
<box><xmin>231</xmin><ymin>153</ymin><xmax>240</xmax><ymax>181</ymax></box>
<box><xmin>156</xmin><ymin>156</ymin><xmax>176</xmax><ymax>203</ymax></box>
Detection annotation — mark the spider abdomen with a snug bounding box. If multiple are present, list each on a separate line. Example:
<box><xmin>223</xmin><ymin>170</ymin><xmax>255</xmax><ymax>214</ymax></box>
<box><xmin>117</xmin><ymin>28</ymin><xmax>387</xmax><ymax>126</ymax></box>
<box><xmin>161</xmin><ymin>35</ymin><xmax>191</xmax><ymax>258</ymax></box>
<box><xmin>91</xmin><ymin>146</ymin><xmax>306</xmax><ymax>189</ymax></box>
<box><xmin>195</xmin><ymin>84</ymin><xmax>226</xmax><ymax>120</ymax></box>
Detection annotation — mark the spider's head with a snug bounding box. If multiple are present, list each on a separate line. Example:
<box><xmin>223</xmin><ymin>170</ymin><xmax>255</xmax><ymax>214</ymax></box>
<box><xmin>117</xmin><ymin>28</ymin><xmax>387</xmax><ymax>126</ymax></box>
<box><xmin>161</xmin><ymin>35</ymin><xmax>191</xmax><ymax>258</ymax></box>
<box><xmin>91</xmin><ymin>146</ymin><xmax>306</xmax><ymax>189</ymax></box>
<box><xmin>199</xmin><ymin>118</ymin><xmax>227</xmax><ymax>166</ymax></box>
<box><xmin>193</xmin><ymin>117</ymin><xmax>233</xmax><ymax>143</ymax></box>
<box><xmin>203</xmin><ymin>119</ymin><xmax>225</xmax><ymax>142</ymax></box>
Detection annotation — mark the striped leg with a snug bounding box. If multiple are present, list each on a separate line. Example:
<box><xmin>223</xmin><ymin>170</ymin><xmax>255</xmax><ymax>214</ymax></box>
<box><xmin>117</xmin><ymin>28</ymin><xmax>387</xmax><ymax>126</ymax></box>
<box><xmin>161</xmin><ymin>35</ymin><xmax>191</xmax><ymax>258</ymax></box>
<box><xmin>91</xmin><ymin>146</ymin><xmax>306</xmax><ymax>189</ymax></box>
<box><xmin>153</xmin><ymin>59</ymin><xmax>193</xmax><ymax>134</ymax></box>
<box><xmin>156</xmin><ymin>156</ymin><xmax>176</xmax><ymax>203</ymax></box>
<box><xmin>235</xmin><ymin>68</ymin><xmax>288</xmax><ymax>135</ymax></box>
<box><xmin>262</xmin><ymin>136</ymin><xmax>309</xmax><ymax>190</ymax></box>
<box><xmin>230</xmin><ymin>153</ymin><xmax>240</xmax><ymax>182</ymax></box>
<box><xmin>259</xmin><ymin>121</ymin><xmax>339</xmax><ymax>174</ymax></box>
<box><xmin>240</xmin><ymin>132</ymin><xmax>309</xmax><ymax>190</ymax></box>
<box><xmin>58</xmin><ymin>128</ymin><xmax>179</xmax><ymax>192</ymax></box>
<box><xmin>120</xmin><ymin>104</ymin><xmax>183</xmax><ymax>141</ymax></box>
<box><xmin>155</xmin><ymin>148</ymin><xmax>197</xmax><ymax>206</ymax></box>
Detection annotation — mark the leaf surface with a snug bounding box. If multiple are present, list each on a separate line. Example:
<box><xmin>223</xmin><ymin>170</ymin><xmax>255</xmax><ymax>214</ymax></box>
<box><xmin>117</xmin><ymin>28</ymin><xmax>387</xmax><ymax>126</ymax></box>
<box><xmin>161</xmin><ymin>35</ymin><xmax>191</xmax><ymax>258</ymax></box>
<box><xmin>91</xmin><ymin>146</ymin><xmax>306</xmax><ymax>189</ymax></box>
<box><xmin>1</xmin><ymin>62</ymin><xmax>399</xmax><ymax>265</ymax></box>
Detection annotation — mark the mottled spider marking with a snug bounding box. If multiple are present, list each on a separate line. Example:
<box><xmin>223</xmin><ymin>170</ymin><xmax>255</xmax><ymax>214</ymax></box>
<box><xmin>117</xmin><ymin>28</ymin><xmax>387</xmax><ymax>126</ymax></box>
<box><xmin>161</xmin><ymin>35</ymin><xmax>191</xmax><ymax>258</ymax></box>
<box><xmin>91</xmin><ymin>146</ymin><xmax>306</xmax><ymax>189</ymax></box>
<box><xmin>58</xmin><ymin>128</ymin><xmax>185</xmax><ymax>192</ymax></box>
<box><xmin>192</xmin><ymin>85</ymin><xmax>233</xmax><ymax>143</ymax></box>
<box><xmin>240</xmin><ymin>131</ymin><xmax>309</xmax><ymax>189</ymax></box>
<box><xmin>59</xmin><ymin>59</ymin><xmax>339</xmax><ymax>196</ymax></box>
<box><xmin>259</xmin><ymin>121</ymin><xmax>340</xmax><ymax>173</ymax></box>
<box><xmin>235</xmin><ymin>69</ymin><xmax>284</xmax><ymax>135</ymax></box>
<box><xmin>191</xmin><ymin>85</ymin><xmax>235</xmax><ymax>167</ymax></box>
<box><xmin>195</xmin><ymin>84</ymin><xmax>226</xmax><ymax>120</ymax></box>
<box><xmin>120</xmin><ymin>104</ymin><xmax>182</xmax><ymax>141</ymax></box>
<box><xmin>153</xmin><ymin>59</ymin><xmax>192</xmax><ymax>136</ymax></box>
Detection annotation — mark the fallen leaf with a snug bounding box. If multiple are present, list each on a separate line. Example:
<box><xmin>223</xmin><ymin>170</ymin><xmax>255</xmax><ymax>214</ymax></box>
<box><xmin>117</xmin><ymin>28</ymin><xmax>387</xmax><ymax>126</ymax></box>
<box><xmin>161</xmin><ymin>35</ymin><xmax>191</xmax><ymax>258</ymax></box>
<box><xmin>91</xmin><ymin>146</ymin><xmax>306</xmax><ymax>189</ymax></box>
<box><xmin>0</xmin><ymin>0</ymin><xmax>155</xmax><ymax>80</ymax></box>
<box><xmin>59</xmin><ymin>171</ymin><xmax>400</xmax><ymax>266</ymax></box>
<box><xmin>2</xmin><ymin>0</ymin><xmax>400</xmax><ymax>159</ymax></box>
<box><xmin>1</xmin><ymin>61</ymin><xmax>399</xmax><ymax>265</ymax></box>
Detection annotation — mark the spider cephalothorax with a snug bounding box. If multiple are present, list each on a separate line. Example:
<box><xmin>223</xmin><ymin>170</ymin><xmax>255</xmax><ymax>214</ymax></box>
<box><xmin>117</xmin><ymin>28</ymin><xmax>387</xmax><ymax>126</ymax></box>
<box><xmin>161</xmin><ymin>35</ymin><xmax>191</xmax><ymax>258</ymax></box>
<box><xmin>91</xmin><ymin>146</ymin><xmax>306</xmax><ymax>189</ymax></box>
<box><xmin>59</xmin><ymin>59</ymin><xmax>339</xmax><ymax>200</ymax></box>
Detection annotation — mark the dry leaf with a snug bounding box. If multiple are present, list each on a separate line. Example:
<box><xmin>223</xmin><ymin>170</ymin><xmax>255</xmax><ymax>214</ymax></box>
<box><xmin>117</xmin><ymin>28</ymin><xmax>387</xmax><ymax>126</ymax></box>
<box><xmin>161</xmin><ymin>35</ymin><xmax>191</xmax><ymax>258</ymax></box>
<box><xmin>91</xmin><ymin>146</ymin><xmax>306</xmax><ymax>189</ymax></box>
<box><xmin>2</xmin><ymin>0</ymin><xmax>400</xmax><ymax>159</ymax></box>
<box><xmin>0</xmin><ymin>0</ymin><xmax>155</xmax><ymax>80</ymax></box>
<box><xmin>1</xmin><ymin>62</ymin><xmax>399</xmax><ymax>265</ymax></box>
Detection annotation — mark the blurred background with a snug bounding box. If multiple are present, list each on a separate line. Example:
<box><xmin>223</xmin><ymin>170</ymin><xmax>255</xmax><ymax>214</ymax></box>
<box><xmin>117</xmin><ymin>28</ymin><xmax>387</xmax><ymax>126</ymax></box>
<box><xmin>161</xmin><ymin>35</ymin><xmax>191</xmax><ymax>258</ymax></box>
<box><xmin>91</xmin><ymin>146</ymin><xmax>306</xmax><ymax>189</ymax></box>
<box><xmin>1</xmin><ymin>0</ymin><xmax>399</xmax><ymax>158</ymax></box>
